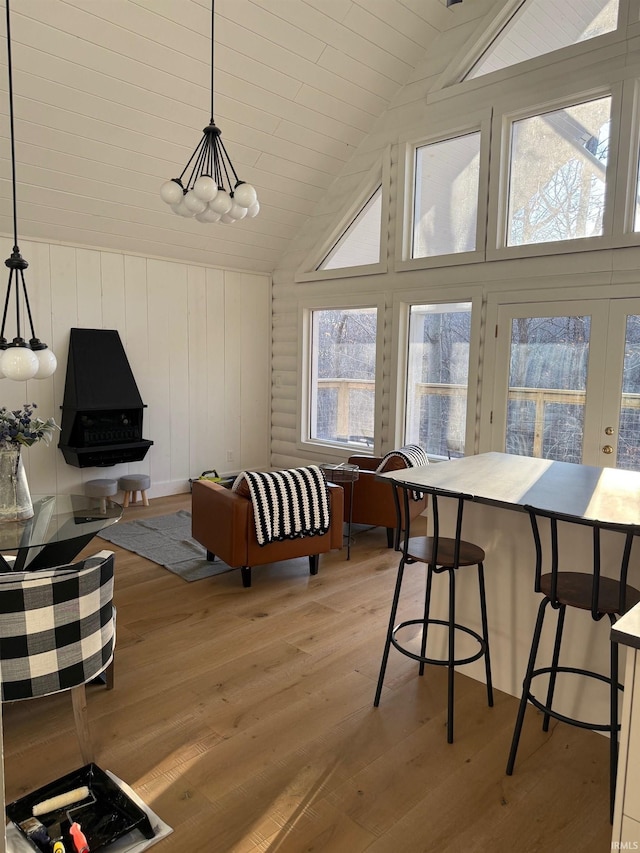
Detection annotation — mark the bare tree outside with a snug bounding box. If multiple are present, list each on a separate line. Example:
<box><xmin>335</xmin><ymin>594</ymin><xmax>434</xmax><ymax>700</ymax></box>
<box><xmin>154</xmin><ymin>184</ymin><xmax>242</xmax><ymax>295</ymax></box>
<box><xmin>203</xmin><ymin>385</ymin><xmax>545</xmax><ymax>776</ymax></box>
<box><xmin>618</xmin><ymin>315</ymin><xmax>640</xmax><ymax>470</ymax></box>
<box><xmin>405</xmin><ymin>304</ymin><xmax>472</xmax><ymax>457</ymax></box>
<box><xmin>310</xmin><ymin>308</ymin><xmax>377</xmax><ymax>446</ymax></box>
<box><xmin>508</xmin><ymin>97</ymin><xmax>610</xmax><ymax>247</ymax></box>
<box><xmin>507</xmin><ymin>315</ymin><xmax>590</xmax><ymax>462</ymax></box>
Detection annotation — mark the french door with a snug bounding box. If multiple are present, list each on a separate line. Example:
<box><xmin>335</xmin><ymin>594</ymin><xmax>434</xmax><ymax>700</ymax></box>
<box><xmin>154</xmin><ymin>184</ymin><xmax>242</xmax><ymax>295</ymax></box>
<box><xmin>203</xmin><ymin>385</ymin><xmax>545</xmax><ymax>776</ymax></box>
<box><xmin>491</xmin><ymin>298</ymin><xmax>640</xmax><ymax>469</ymax></box>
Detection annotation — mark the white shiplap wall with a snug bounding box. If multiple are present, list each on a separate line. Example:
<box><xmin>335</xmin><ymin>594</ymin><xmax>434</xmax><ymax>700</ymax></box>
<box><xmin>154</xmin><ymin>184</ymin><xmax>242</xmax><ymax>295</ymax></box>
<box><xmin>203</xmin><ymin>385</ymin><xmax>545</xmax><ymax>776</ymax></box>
<box><xmin>0</xmin><ymin>236</ymin><xmax>270</xmax><ymax>498</ymax></box>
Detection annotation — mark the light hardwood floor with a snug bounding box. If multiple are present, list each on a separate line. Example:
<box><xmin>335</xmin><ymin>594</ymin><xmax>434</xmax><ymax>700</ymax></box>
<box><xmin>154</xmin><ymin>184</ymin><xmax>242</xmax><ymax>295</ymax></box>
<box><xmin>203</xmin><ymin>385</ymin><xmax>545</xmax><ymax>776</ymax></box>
<box><xmin>3</xmin><ymin>494</ymin><xmax>613</xmax><ymax>852</ymax></box>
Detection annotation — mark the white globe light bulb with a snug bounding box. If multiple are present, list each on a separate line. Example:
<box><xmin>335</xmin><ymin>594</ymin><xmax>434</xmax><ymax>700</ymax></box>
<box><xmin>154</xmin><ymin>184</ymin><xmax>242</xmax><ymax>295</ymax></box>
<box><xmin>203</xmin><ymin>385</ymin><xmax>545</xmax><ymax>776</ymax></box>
<box><xmin>209</xmin><ymin>189</ymin><xmax>232</xmax><ymax>215</ymax></box>
<box><xmin>160</xmin><ymin>179</ymin><xmax>184</xmax><ymax>206</ymax></box>
<box><xmin>233</xmin><ymin>182</ymin><xmax>257</xmax><ymax>208</ymax></box>
<box><xmin>203</xmin><ymin>208</ymin><xmax>221</xmax><ymax>223</ymax></box>
<box><xmin>195</xmin><ymin>212</ymin><xmax>209</xmax><ymax>223</ymax></box>
<box><xmin>193</xmin><ymin>175</ymin><xmax>218</xmax><ymax>202</ymax></box>
<box><xmin>184</xmin><ymin>191</ymin><xmax>206</xmax><ymax>214</ymax></box>
<box><xmin>174</xmin><ymin>200</ymin><xmax>194</xmax><ymax>217</ymax></box>
<box><xmin>1</xmin><ymin>346</ymin><xmax>38</xmax><ymax>381</ymax></box>
<box><xmin>220</xmin><ymin>213</ymin><xmax>236</xmax><ymax>224</ymax></box>
<box><xmin>247</xmin><ymin>200</ymin><xmax>260</xmax><ymax>218</ymax></box>
<box><xmin>34</xmin><ymin>347</ymin><xmax>57</xmax><ymax>379</ymax></box>
<box><xmin>229</xmin><ymin>203</ymin><xmax>247</xmax><ymax>220</ymax></box>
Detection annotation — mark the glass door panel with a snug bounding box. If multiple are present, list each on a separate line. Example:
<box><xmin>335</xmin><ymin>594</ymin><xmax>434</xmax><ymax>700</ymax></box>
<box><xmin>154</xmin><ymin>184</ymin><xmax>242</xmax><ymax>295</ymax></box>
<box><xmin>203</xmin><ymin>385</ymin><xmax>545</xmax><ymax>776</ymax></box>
<box><xmin>493</xmin><ymin>301</ymin><xmax>609</xmax><ymax>463</ymax></box>
<box><xmin>506</xmin><ymin>315</ymin><xmax>589</xmax><ymax>461</ymax></box>
<box><xmin>601</xmin><ymin>300</ymin><xmax>640</xmax><ymax>471</ymax></box>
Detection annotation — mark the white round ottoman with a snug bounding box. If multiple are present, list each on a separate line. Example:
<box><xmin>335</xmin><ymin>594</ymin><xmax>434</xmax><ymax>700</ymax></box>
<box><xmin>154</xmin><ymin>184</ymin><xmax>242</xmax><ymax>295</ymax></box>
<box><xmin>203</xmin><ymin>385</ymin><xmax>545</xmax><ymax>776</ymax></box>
<box><xmin>118</xmin><ymin>474</ymin><xmax>151</xmax><ymax>508</ymax></box>
<box><xmin>85</xmin><ymin>478</ymin><xmax>118</xmax><ymax>513</ymax></box>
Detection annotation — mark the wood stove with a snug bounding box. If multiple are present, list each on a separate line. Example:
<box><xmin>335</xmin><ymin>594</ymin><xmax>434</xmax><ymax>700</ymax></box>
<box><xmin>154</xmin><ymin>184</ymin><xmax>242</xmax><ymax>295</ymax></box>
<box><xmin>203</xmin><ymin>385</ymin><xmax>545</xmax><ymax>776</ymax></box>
<box><xmin>58</xmin><ymin>328</ymin><xmax>153</xmax><ymax>468</ymax></box>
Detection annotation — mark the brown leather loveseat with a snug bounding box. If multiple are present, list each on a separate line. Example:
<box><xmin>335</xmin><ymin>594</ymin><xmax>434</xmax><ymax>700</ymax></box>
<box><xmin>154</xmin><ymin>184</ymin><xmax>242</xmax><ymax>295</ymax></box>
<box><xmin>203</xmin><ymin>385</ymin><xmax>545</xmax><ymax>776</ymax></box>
<box><xmin>191</xmin><ymin>475</ymin><xmax>344</xmax><ymax>587</ymax></box>
<box><xmin>342</xmin><ymin>453</ymin><xmax>428</xmax><ymax>549</ymax></box>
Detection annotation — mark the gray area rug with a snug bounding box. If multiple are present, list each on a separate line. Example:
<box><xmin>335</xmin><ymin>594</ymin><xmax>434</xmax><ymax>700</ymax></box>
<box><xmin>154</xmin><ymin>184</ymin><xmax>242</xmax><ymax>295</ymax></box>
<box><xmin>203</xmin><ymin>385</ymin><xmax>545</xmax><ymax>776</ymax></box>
<box><xmin>97</xmin><ymin>509</ymin><xmax>235</xmax><ymax>582</ymax></box>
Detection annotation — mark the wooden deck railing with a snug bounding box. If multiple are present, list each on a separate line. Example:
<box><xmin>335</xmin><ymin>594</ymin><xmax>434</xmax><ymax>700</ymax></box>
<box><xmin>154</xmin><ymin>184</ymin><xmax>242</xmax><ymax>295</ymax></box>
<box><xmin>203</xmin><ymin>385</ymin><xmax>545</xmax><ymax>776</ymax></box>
<box><xmin>317</xmin><ymin>379</ymin><xmax>640</xmax><ymax>458</ymax></box>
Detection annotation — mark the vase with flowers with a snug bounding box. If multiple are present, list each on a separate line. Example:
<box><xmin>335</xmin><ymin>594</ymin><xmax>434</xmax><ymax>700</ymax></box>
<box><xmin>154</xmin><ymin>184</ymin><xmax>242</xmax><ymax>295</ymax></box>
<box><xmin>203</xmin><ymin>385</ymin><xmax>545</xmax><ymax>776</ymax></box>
<box><xmin>0</xmin><ymin>403</ymin><xmax>59</xmax><ymax>522</ymax></box>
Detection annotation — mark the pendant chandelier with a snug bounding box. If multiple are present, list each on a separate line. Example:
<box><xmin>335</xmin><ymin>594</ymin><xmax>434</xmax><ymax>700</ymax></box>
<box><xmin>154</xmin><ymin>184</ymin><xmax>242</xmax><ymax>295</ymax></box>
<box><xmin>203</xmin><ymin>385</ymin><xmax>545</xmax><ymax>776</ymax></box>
<box><xmin>160</xmin><ymin>0</ymin><xmax>259</xmax><ymax>224</ymax></box>
<box><xmin>0</xmin><ymin>0</ymin><xmax>56</xmax><ymax>381</ymax></box>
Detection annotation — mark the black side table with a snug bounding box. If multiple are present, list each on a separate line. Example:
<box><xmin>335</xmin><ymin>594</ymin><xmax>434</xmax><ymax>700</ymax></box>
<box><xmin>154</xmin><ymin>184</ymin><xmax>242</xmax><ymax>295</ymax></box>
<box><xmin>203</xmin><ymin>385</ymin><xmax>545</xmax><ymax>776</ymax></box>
<box><xmin>320</xmin><ymin>463</ymin><xmax>359</xmax><ymax>560</ymax></box>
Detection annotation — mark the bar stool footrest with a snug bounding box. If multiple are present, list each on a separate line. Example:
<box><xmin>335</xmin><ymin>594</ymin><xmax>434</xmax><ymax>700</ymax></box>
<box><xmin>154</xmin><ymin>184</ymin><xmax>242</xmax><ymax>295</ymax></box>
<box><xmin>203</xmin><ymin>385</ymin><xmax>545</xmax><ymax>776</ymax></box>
<box><xmin>527</xmin><ymin>665</ymin><xmax>622</xmax><ymax>732</ymax></box>
<box><xmin>391</xmin><ymin>618</ymin><xmax>488</xmax><ymax>668</ymax></box>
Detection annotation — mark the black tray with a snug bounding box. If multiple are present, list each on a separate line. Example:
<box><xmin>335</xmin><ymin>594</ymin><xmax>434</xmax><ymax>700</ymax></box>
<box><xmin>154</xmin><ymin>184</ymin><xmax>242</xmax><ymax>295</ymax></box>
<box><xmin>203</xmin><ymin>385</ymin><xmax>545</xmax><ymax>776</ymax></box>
<box><xmin>6</xmin><ymin>763</ymin><xmax>155</xmax><ymax>852</ymax></box>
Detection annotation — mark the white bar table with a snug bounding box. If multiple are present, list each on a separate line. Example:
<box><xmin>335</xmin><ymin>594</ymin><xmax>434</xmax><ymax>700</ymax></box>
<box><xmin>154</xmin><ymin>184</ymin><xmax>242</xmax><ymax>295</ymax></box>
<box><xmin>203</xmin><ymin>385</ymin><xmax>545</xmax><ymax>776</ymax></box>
<box><xmin>379</xmin><ymin>452</ymin><xmax>640</xmax><ymax>716</ymax></box>
<box><xmin>380</xmin><ymin>451</ymin><xmax>640</xmax><ymax>527</ymax></box>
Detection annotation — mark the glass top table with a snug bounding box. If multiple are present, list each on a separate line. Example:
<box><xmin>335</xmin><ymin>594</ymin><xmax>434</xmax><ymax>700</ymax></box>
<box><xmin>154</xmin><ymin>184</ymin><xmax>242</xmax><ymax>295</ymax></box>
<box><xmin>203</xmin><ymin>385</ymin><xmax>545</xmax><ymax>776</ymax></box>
<box><xmin>0</xmin><ymin>493</ymin><xmax>122</xmax><ymax>571</ymax></box>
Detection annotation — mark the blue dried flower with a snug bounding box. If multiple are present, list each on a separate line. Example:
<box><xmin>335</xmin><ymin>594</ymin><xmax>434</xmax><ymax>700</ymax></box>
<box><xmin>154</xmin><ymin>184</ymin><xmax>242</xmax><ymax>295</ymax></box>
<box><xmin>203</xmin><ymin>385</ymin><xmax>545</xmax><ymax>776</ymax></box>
<box><xmin>0</xmin><ymin>403</ymin><xmax>60</xmax><ymax>448</ymax></box>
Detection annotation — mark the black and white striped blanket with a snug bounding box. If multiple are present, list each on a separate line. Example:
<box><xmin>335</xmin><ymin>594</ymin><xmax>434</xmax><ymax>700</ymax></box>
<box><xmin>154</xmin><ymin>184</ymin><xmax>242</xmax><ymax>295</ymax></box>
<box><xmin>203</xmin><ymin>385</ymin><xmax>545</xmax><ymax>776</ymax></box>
<box><xmin>375</xmin><ymin>444</ymin><xmax>429</xmax><ymax>472</ymax></box>
<box><xmin>375</xmin><ymin>444</ymin><xmax>428</xmax><ymax>500</ymax></box>
<box><xmin>232</xmin><ymin>465</ymin><xmax>331</xmax><ymax>546</ymax></box>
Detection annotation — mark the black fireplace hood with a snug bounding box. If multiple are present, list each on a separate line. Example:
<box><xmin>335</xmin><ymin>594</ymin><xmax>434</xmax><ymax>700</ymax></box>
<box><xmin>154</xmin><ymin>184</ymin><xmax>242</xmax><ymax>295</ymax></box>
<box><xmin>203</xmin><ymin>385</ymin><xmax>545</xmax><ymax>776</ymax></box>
<box><xmin>58</xmin><ymin>328</ymin><xmax>153</xmax><ymax>468</ymax></box>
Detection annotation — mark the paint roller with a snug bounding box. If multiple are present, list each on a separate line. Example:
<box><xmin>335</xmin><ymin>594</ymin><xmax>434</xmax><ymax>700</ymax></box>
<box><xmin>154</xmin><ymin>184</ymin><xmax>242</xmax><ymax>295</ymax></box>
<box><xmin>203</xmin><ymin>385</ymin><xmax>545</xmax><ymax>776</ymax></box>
<box><xmin>32</xmin><ymin>785</ymin><xmax>91</xmax><ymax>817</ymax></box>
<box><xmin>31</xmin><ymin>786</ymin><xmax>93</xmax><ymax>853</ymax></box>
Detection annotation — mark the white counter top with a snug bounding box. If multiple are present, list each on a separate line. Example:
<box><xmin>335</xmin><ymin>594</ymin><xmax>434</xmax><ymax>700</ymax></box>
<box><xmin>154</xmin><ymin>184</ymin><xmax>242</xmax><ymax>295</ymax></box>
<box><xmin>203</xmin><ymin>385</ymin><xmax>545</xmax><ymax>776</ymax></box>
<box><xmin>612</xmin><ymin>601</ymin><xmax>640</xmax><ymax>650</ymax></box>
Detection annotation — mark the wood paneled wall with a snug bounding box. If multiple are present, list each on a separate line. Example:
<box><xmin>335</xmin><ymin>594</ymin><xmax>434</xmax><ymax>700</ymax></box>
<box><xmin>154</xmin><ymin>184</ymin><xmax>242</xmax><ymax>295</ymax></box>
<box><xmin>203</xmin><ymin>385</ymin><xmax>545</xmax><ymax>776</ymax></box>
<box><xmin>0</xmin><ymin>237</ymin><xmax>271</xmax><ymax>498</ymax></box>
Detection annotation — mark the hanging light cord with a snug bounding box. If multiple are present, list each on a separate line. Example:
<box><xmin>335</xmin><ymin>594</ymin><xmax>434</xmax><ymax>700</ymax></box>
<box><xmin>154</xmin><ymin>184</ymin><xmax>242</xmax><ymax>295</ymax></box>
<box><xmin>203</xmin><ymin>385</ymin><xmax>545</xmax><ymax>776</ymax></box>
<box><xmin>210</xmin><ymin>0</ymin><xmax>215</xmax><ymax>122</ymax></box>
<box><xmin>159</xmin><ymin>0</ymin><xmax>258</xmax><ymax>222</ymax></box>
<box><xmin>2</xmin><ymin>0</ymin><xmax>38</xmax><ymax>346</ymax></box>
<box><xmin>5</xmin><ymin>0</ymin><xmax>19</xmax><ymax>250</ymax></box>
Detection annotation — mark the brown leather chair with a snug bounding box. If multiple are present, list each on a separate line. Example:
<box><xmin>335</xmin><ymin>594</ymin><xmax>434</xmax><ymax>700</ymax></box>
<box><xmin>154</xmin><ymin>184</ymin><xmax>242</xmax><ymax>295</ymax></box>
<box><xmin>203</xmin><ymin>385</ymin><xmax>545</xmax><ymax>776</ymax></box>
<box><xmin>191</xmin><ymin>478</ymin><xmax>344</xmax><ymax>587</ymax></box>
<box><xmin>342</xmin><ymin>454</ymin><xmax>428</xmax><ymax>549</ymax></box>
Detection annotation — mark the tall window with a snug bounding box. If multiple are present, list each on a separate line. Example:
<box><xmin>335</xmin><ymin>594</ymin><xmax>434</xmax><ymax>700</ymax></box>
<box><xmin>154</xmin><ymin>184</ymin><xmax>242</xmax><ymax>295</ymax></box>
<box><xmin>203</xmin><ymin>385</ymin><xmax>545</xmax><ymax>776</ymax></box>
<box><xmin>506</xmin><ymin>96</ymin><xmax>611</xmax><ymax>247</ymax></box>
<box><xmin>467</xmin><ymin>0</ymin><xmax>619</xmax><ymax>80</ymax></box>
<box><xmin>412</xmin><ymin>133</ymin><xmax>481</xmax><ymax>259</ymax></box>
<box><xmin>317</xmin><ymin>188</ymin><xmax>382</xmax><ymax>271</ymax></box>
<box><xmin>404</xmin><ymin>303</ymin><xmax>472</xmax><ymax>458</ymax></box>
<box><xmin>309</xmin><ymin>307</ymin><xmax>377</xmax><ymax>447</ymax></box>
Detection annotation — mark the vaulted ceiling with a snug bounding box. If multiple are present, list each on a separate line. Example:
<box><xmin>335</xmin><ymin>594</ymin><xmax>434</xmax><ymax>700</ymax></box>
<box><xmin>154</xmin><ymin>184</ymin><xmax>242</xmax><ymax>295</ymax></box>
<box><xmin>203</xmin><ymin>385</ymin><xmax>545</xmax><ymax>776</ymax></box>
<box><xmin>0</xmin><ymin>0</ymin><xmax>471</xmax><ymax>274</ymax></box>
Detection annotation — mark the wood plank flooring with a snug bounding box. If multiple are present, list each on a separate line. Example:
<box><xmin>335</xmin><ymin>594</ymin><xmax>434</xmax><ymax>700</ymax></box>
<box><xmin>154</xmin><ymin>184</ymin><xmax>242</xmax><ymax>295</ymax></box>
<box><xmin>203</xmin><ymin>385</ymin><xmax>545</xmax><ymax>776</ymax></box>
<box><xmin>2</xmin><ymin>494</ymin><xmax>613</xmax><ymax>852</ymax></box>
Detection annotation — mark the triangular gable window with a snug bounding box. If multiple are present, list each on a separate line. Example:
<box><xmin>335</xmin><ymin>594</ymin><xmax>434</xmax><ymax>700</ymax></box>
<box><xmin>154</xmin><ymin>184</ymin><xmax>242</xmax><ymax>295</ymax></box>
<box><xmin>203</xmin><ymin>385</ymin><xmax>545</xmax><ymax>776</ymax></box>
<box><xmin>466</xmin><ymin>0</ymin><xmax>619</xmax><ymax>81</ymax></box>
<box><xmin>317</xmin><ymin>187</ymin><xmax>382</xmax><ymax>271</ymax></box>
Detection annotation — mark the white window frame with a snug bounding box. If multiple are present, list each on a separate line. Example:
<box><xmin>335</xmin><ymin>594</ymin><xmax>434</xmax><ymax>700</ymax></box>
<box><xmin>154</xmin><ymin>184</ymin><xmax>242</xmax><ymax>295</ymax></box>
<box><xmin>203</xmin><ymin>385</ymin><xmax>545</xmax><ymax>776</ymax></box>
<box><xmin>394</xmin><ymin>111</ymin><xmax>492</xmax><ymax>273</ymax></box>
<box><xmin>486</xmin><ymin>83</ymin><xmax>622</xmax><ymax>262</ymax></box>
<box><xmin>626</xmin><ymin>0</ymin><xmax>640</xmax><ymax>31</ymax></box>
<box><xmin>390</xmin><ymin>286</ymin><xmax>484</xmax><ymax>458</ymax></box>
<box><xmin>612</xmin><ymin>77</ymin><xmax>640</xmax><ymax>242</ymax></box>
<box><xmin>432</xmin><ymin>0</ymin><xmax>629</xmax><ymax>96</ymax></box>
<box><xmin>297</xmin><ymin>293</ymin><xmax>386</xmax><ymax>459</ymax></box>
<box><xmin>295</xmin><ymin>152</ymin><xmax>390</xmax><ymax>284</ymax></box>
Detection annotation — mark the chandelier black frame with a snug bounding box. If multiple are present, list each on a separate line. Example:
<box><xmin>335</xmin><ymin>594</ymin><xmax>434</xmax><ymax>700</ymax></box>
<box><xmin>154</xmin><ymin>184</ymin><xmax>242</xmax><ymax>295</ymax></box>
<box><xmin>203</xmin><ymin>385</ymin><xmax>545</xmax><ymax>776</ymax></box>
<box><xmin>160</xmin><ymin>0</ymin><xmax>259</xmax><ymax>224</ymax></box>
<box><xmin>1</xmin><ymin>0</ymin><xmax>56</xmax><ymax>381</ymax></box>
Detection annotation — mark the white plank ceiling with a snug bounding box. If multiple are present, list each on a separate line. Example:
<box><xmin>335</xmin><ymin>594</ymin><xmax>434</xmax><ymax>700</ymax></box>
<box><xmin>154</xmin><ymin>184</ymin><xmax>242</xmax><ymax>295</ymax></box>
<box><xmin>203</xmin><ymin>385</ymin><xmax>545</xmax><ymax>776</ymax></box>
<box><xmin>0</xmin><ymin>0</ymin><xmax>461</xmax><ymax>274</ymax></box>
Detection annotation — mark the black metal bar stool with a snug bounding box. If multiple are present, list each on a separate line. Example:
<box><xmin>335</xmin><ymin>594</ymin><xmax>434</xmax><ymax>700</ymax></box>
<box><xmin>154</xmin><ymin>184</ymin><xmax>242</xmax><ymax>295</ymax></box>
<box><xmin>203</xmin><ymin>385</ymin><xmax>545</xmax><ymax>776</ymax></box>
<box><xmin>374</xmin><ymin>483</ymin><xmax>493</xmax><ymax>743</ymax></box>
<box><xmin>506</xmin><ymin>506</ymin><xmax>640</xmax><ymax>822</ymax></box>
